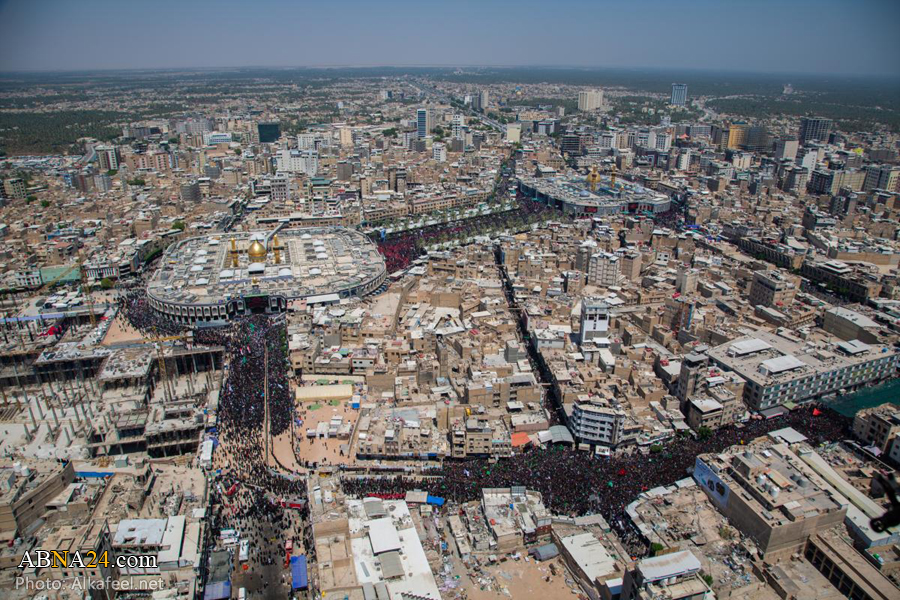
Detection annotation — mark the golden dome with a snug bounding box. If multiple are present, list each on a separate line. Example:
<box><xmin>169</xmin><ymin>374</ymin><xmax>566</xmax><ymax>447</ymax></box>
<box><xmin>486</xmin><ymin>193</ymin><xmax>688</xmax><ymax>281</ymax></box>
<box><xmin>247</xmin><ymin>240</ymin><xmax>267</xmax><ymax>260</ymax></box>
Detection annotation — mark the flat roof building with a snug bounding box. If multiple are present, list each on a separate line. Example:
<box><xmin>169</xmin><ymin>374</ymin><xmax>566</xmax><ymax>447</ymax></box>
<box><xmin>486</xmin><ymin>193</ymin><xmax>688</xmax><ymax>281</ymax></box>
<box><xmin>708</xmin><ymin>329</ymin><xmax>898</xmax><ymax>410</ymax></box>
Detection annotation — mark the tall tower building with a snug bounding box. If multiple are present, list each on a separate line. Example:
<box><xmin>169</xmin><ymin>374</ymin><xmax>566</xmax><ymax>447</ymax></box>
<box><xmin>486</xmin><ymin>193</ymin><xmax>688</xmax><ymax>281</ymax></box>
<box><xmin>676</xmin><ymin>266</ymin><xmax>699</xmax><ymax>295</ymax></box>
<box><xmin>798</xmin><ymin>117</ymin><xmax>832</xmax><ymax>144</ymax></box>
<box><xmin>774</xmin><ymin>138</ymin><xmax>799</xmax><ymax>162</ymax></box>
<box><xmin>577</xmin><ymin>89</ymin><xmax>604</xmax><ymax>111</ymax></box>
<box><xmin>416</xmin><ymin>108</ymin><xmax>431</xmax><ymax>139</ymax></box>
<box><xmin>676</xmin><ymin>352</ymin><xmax>708</xmax><ymax>404</ymax></box>
<box><xmin>670</xmin><ymin>83</ymin><xmax>688</xmax><ymax>106</ymax></box>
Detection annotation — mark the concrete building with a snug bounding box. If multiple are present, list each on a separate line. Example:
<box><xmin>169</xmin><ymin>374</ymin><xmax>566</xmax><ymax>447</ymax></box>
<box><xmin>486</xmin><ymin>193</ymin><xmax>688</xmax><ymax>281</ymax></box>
<box><xmin>567</xmin><ymin>402</ymin><xmax>625</xmax><ymax>448</ymax></box>
<box><xmin>621</xmin><ymin>251</ymin><xmax>643</xmax><ymax>281</ymax></box>
<box><xmin>588</xmin><ymin>252</ymin><xmax>620</xmax><ymax>287</ymax></box>
<box><xmin>505</xmin><ymin>122</ymin><xmax>521</xmax><ymax>143</ymax></box>
<box><xmin>432</xmin><ymin>142</ymin><xmax>446</xmax><ymax>162</ymax></box>
<box><xmin>799</xmin><ymin>117</ymin><xmax>833</xmax><ymax>145</ymax></box>
<box><xmin>675</xmin><ymin>352</ymin><xmax>708</xmax><ymax>404</ymax></box>
<box><xmin>579</xmin><ymin>298</ymin><xmax>610</xmax><ymax>345</ymax></box>
<box><xmin>3</xmin><ymin>177</ymin><xmax>26</xmax><ymax>200</ymax></box>
<box><xmin>0</xmin><ymin>461</ymin><xmax>76</xmax><ymax>541</ymax></box>
<box><xmin>670</xmin><ymin>83</ymin><xmax>688</xmax><ymax>107</ymax></box>
<box><xmin>748</xmin><ymin>270</ymin><xmax>797</xmax><ymax>308</ymax></box>
<box><xmin>708</xmin><ymin>330</ymin><xmax>898</xmax><ymax>411</ymax></box>
<box><xmin>675</xmin><ymin>266</ymin><xmax>699</xmax><ymax>295</ymax></box>
<box><xmin>694</xmin><ymin>444</ymin><xmax>846</xmax><ymax>558</ymax></box>
<box><xmin>578</xmin><ymin>89</ymin><xmax>604</xmax><ymax>112</ymax></box>
<box><xmin>96</xmin><ymin>145</ymin><xmax>120</xmax><ymax>171</ymax></box>
<box><xmin>852</xmin><ymin>403</ymin><xmax>900</xmax><ymax>454</ymax></box>
<box><xmin>621</xmin><ymin>550</ymin><xmax>708</xmax><ymax>600</ymax></box>
<box><xmin>774</xmin><ymin>138</ymin><xmax>799</xmax><ymax>162</ymax></box>
<box><xmin>822</xmin><ymin>307</ymin><xmax>882</xmax><ymax>344</ymax></box>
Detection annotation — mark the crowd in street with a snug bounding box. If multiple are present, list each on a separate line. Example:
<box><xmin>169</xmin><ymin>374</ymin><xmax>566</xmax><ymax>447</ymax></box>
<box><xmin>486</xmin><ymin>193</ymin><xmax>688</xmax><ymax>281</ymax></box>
<box><xmin>377</xmin><ymin>199</ymin><xmax>556</xmax><ymax>273</ymax></box>
<box><xmin>120</xmin><ymin>298</ymin><xmax>314</xmax><ymax>586</ymax></box>
<box><xmin>342</xmin><ymin>405</ymin><xmax>850</xmax><ymax>555</ymax></box>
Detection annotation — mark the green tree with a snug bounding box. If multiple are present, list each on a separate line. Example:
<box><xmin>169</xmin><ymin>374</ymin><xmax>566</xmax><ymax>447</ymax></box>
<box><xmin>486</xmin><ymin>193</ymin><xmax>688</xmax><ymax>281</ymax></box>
<box><xmin>127</xmin><ymin>178</ymin><xmax>146</xmax><ymax>186</ymax></box>
<box><xmin>168</xmin><ymin>137</ymin><xmax>179</xmax><ymax>145</ymax></box>
<box><xmin>107</xmin><ymin>169</ymin><xmax>117</xmax><ymax>176</ymax></box>
<box><xmin>697</xmin><ymin>426</ymin><xmax>712</xmax><ymax>440</ymax></box>
<box><xmin>650</xmin><ymin>543</ymin><xmax>665</xmax><ymax>556</ymax></box>
<box><xmin>172</xmin><ymin>220</ymin><xmax>186</xmax><ymax>231</ymax></box>
<box><xmin>26</xmin><ymin>195</ymin><xmax>36</xmax><ymax>203</ymax></box>
<box><xmin>100</xmin><ymin>278</ymin><xmax>114</xmax><ymax>290</ymax></box>
<box><xmin>40</xmin><ymin>200</ymin><xmax>50</xmax><ymax>208</ymax></box>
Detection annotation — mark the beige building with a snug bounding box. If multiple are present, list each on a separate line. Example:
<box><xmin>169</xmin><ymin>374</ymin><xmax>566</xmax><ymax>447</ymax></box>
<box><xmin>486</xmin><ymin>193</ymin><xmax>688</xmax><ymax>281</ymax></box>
<box><xmin>694</xmin><ymin>444</ymin><xmax>846</xmax><ymax>558</ymax></box>
<box><xmin>748</xmin><ymin>269</ymin><xmax>797</xmax><ymax>308</ymax></box>
<box><xmin>0</xmin><ymin>461</ymin><xmax>75</xmax><ymax>541</ymax></box>
<box><xmin>852</xmin><ymin>403</ymin><xmax>900</xmax><ymax>453</ymax></box>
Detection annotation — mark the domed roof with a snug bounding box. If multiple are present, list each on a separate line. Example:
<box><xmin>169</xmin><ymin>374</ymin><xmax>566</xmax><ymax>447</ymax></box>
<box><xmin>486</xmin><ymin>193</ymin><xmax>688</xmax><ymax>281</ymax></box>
<box><xmin>247</xmin><ymin>240</ymin><xmax>267</xmax><ymax>260</ymax></box>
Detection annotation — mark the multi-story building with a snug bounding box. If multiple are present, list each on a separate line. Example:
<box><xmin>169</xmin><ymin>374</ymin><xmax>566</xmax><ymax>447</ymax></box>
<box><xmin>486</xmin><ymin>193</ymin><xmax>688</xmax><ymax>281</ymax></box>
<box><xmin>416</xmin><ymin>108</ymin><xmax>432</xmax><ymax>138</ymax></box>
<box><xmin>620</xmin><ymin>251</ymin><xmax>643</xmax><ymax>282</ymax></box>
<box><xmin>3</xmin><ymin>177</ymin><xmax>27</xmax><ymax>199</ymax></box>
<box><xmin>669</xmin><ymin>83</ymin><xmax>688</xmax><ymax>107</ymax></box>
<box><xmin>587</xmin><ymin>252</ymin><xmax>620</xmax><ymax>287</ymax></box>
<box><xmin>822</xmin><ymin>307</ymin><xmax>881</xmax><ymax>344</ymax></box>
<box><xmin>737</xmin><ymin>237</ymin><xmax>804</xmax><ymax>269</ymax></box>
<box><xmin>95</xmin><ymin>145</ymin><xmax>120</xmax><ymax>171</ymax></box>
<box><xmin>450</xmin><ymin>418</ymin><xmax>511</xmax><ymax>459</ymax></box>
<box><xmin>579</xmin><ymin>298</ymin><xmax>610</xmax><ymax>345</ymax></box>
<box><xmin>621</xmin><ymin>550</ymin><xmax>708</xmax><ymax>600</ymax></box>
<box><xmin>577</xmin><ymin>89</ymin><xmax>604</xmax><ymax>112</ymax></box>
<box><xmin>799</xmin><ymin>116</ymin><xmax>833</xmax><ymax>144</ymax></box>
<box><xmin>852</xmin><ymin>403</ymin><xmax>900</xmax><ymax>454</ymax></box>
<box><xmin>800</xmin><ymin>258</ymin><xmax>882</xmax><ymax>304</ymax></box>
<box><xmin>694</xmin><ymin>444</ymin><xmax>846</xmax><ymax>558</ymax></box>
<box><xmin>774</xmin><ymin>138</ymin><xmax>799</xmax><ymax>162</ymax></box>
<box><xmin>180</xmin><ymin>180</ymin><xmax>201</xmax><ymax>202</ymax></box>
<box><xmin>749</xmin><ymin>270</ymin><xmax>797</xmax><ymax>308</ymax></box>
<box><xmin>566</xmin><ymin>402</ymin><xmax>625</xmax><ymax>448</ymax></box>
<box><xmin>708</xmin><ymin>330</ymin><xmax>898</xmax><ymax>411</ymax></box>
<box><xmin>676</xmin><ymin>352</ymin><xmax>708</xmax><ymax>403</ymax></box>
<box><xmin>276</xmin><ymin>148</ymin><xmax>318</xmax><ymax>176</ymax></box>
<box><xmin>505</xmin><ymin>122</ymin><xmax>521</xmax><ymax>143</ymax></box>
<box><xmin>675</xmin><ymin>266</ymin><xmax>699</xmax><ymax>295</ymax></box>
<box><xmin>863</xmin><ymin>164</ymin><xmax>900</xmax><ymax>192</ymax></box>
<box><xmin>432</xmin><ymin>142</ymin><xmax>446</xmax><ymax>162</ymax></box>
<box><xmin>0</xmin><ymin>461</ymin><xmax>76</xmax><ymax>541</ymax></box>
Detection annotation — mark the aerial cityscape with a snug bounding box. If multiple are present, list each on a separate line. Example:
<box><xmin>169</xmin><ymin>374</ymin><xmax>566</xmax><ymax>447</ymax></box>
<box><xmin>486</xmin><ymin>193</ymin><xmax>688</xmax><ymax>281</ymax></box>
<box><xmin>1</xmin><ymin>1</ymin><xmax>900</xmax><ymax>600</ymax></box>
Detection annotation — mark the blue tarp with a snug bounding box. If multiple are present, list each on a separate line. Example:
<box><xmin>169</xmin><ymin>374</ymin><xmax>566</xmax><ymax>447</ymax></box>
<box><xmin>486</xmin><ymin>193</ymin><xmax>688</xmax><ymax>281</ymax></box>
<box><xmin>426</xmin><ymin>495</ymin><xmax>445</xmax><ymax>506</ymax></box>
<box><xmin>290</xmin><ymin>555</ymin><xmax>308</xmax><ymax>590</ymax></box>
<box><xmin>203</xmin><ymin>581</ymin><xmax>231</xmax><ymax>600</ymax></box>
<box><xmin>75</xmin><ymin>471</ymin><xmax>114</xmax><ymax>478</ymax></box>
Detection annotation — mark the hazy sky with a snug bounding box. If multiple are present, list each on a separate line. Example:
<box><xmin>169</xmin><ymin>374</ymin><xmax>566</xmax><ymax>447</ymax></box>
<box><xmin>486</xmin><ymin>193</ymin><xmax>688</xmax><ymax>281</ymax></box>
<box><xmin>1</xmin><ymin>0</ymin><xmax>898</xmax><ymax>76</ymax></box>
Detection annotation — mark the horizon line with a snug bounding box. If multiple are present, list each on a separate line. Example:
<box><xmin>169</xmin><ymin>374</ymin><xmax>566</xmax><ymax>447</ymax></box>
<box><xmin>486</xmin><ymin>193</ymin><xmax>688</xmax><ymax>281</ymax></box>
<box><xmin>1</xmin><ymin>64</ymin><xmax>898</xmax><ymax>80</ymax></box>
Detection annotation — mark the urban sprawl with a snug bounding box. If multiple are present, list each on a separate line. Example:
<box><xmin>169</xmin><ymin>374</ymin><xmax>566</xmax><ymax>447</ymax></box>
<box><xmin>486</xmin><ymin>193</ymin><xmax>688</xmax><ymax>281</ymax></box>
<box><xmin>1</xmin><ymin>72</ymin><xmax>900</xmax><ymax>600</ymax></box>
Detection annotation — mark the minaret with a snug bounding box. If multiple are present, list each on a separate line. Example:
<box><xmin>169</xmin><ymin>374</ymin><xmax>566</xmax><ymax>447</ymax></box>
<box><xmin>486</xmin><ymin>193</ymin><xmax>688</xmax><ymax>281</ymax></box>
<box><xmin>230</xmin><ymin>238</ymin><xmax>239</xmax><ymax>267</ymax></box>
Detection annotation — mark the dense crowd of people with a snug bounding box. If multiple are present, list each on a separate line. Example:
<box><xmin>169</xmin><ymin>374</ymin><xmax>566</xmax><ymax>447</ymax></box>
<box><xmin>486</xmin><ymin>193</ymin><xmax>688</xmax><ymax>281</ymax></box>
<box><xmin>118</xmin><ymin>281</ymin><xmax>855</xmax><ymax>560</ymax></box>
<box><xmin>119</xmin><ymin>298</ymin><xmax>314</xmax><ymax>582</ymax></box>
<box><xmin>117</xmin><ymin>286</ymin><xmax>184</xmax><ymax>336</ymax></box>
<box><xmin>342</xmin><ymin>405</ymin><xmax>850</xmax><ymax>555</ymax></box>
<box><xmin>377</xmin><ymin>199</ymin><xmax>556</xmax><ymax>273</ymax></box>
